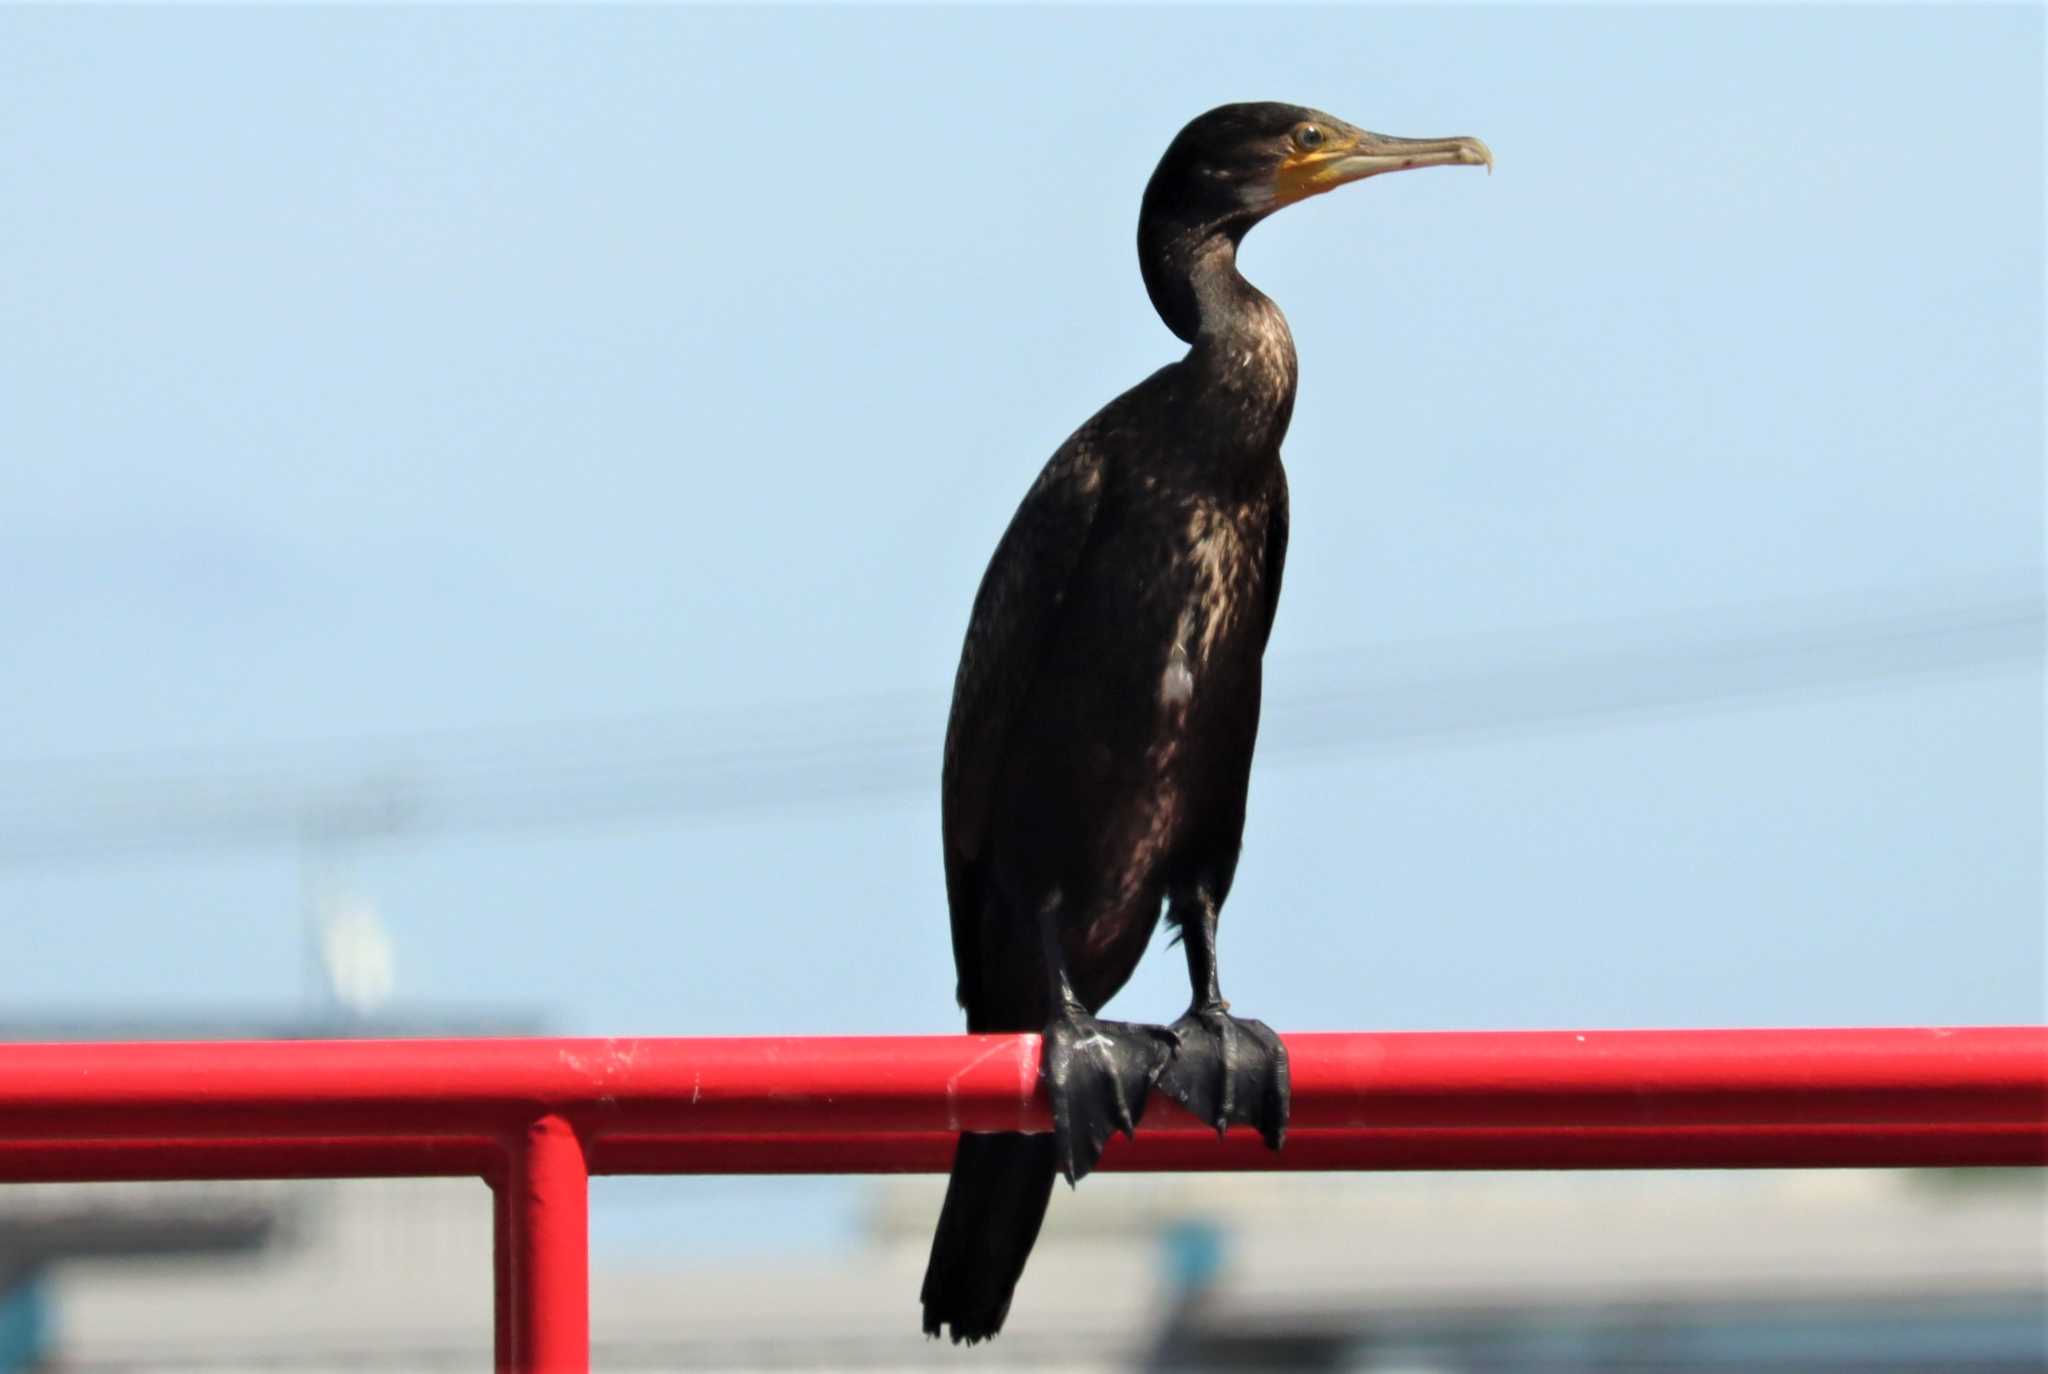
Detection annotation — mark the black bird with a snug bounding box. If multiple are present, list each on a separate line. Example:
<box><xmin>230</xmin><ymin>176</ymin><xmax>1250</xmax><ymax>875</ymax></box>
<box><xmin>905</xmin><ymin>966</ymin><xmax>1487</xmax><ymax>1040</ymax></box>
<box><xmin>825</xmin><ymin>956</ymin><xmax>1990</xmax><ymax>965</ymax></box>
<box><xmin>922</xmin><ymin>102</ymin><xmax>1491</xmax><ymax>1343</ymax></box>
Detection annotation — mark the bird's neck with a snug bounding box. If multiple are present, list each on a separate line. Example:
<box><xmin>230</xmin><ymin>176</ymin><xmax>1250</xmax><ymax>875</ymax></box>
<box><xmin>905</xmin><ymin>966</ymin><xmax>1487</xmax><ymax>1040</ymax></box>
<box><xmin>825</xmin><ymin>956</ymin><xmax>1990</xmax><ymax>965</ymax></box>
<box><xmin>1142</xmin><ymin>226</ymin><xmax>1297</xmax><ymax>372</ymax></box>
<box><xmin>1142</xmin><ymin>225</ymin><xmax>1299</xmax><ymax>450</ymax></box>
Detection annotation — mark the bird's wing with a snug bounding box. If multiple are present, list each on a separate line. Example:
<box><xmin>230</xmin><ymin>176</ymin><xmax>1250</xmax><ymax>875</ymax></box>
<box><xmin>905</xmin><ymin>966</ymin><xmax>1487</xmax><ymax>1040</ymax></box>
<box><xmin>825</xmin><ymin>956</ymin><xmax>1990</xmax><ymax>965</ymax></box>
<box><xmin>941</xmin><ymin>432</ymin><xmax>1108</xmax><ymax>1016</ymax></box>
<box><xmin>1260</xmin><ymin>465</ymin><xmax>1290</xmax><ymax>648</ymax></box>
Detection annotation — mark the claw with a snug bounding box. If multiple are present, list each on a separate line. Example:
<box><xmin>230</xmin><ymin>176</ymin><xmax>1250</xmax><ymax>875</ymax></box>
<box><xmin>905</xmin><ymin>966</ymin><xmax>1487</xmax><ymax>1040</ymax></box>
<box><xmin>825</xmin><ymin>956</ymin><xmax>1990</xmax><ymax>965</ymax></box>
<box><xmin>1156</xmin><ymin>1007</ymin><xmax>1291</xmax><ymax>1150</ymax></box>
<box><xmin>1042</xmin><ymin>1012</ymin><xmax>1171</xmax><ymax>1184</ymax></box>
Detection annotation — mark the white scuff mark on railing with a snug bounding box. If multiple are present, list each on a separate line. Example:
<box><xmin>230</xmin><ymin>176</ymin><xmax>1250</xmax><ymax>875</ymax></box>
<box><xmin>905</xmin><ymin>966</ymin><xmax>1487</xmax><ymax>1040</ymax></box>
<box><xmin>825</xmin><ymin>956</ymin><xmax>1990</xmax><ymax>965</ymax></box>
<box><xmin>943</xmin><ymin>1040</ymin><xmax>1017</xmax><ymax>1133</ymax></box>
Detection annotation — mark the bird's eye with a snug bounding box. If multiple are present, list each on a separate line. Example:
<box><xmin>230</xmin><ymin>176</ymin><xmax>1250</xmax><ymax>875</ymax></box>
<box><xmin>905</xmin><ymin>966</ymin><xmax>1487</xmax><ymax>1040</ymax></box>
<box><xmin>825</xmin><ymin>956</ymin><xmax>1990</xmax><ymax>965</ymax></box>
<box><xmin>1293</xmin><ymin>124</ymin><xmax>1325</xmax><ymax>151</ymax></box>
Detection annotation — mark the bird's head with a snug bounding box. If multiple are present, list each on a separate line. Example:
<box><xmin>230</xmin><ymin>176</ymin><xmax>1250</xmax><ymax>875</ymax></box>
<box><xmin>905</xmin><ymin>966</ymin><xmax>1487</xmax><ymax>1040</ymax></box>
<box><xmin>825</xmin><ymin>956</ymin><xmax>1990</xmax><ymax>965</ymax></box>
<box><xmin>1142</xmin><ymin>102</ymin><xmax>1492</xmax><ymax>241</ymax></box>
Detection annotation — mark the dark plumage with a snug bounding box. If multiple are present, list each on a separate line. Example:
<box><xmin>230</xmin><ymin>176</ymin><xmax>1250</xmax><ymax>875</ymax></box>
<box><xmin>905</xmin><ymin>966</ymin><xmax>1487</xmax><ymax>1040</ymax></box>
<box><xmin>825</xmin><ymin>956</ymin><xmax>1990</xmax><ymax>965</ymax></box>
<box><xmin>922</xmin><ymin>102</ymin><xmax>1491</xmax><ymax>1343</ymax></box>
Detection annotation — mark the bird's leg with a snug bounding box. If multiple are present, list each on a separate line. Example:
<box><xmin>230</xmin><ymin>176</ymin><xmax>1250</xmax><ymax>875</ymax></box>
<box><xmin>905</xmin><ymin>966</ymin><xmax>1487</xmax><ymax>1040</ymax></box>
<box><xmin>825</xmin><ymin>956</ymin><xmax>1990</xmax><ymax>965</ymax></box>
<box><xmin>1155</xmin><ymin>889</ymin><xmax>1290</xmax><ymax>1149</ymax></box>
<box><xmin>1033</xmin><ymin>896</ymin><xmax>1171</xmax><ymax>1186</ymax></box>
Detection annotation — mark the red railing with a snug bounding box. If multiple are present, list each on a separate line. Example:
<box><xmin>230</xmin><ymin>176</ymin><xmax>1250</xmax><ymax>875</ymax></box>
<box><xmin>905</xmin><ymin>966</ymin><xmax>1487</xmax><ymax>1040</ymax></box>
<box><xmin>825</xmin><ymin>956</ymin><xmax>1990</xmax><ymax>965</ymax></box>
<box><xmin>3</xmin><ymin>1026</ymin><xmax>2044</xmax><ymax>1371</ymax></box>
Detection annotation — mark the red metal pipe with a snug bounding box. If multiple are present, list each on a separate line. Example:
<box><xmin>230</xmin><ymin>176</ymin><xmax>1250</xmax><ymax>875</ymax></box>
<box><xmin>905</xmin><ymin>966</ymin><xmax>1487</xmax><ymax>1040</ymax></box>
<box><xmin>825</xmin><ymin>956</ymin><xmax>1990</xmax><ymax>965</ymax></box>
<box><xmin>589</xmin><ymin>1118</ymin><xmax>2048</xmax><ymax>1173</ymax></box>
<box><xmin>2</xmin><ymin>1027</ymin><xmax>2041</xmax><ymax>1374</ymax></box>
<box><xmin>502</xmin><ymin>1115</ymin><xmax>587</xmax><ymax>1373</ymax></box>
<box><xmin>0</xmin><ymin>1028</ymin><xmax>2041</xmax><ymax>1158</ymax></box>
<box><xmin>0</xmin><ymin>1136</ymin><xmax>496</xmax><ymax>1183</ymax></box>
<box><xmin>4</xmin><ymin>1115</ymin><xmax>2042</xmax><ymax>1185</ymax></box>
<box><xmin>1</xmin><ymin>1027</ymin><xmax>2041</xmax><ymax>1145</ymax></box>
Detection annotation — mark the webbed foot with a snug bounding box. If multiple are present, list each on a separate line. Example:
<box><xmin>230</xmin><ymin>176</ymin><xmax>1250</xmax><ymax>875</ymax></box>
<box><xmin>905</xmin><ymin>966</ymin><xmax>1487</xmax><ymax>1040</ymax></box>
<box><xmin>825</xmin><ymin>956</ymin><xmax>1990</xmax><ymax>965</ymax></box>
<box><xmin>1041</xmin><ymin>1010</ymin><xmax>1172</xmax><ymax>1184</ymax></box>
<box><xmin>1155</xmin><ymin>1005</ymin><xmax>1290</xmax><ymax>1150</ymax></box>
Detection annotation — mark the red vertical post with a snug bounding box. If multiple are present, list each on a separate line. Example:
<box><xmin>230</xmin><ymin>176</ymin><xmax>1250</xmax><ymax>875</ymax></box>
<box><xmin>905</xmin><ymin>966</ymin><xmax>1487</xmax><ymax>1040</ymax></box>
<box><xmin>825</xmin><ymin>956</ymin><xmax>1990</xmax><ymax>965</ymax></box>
<box><xmin>503</xmin><ymin>1114</ymin><xmax>589</xmax><ymax>1373</ymax></box>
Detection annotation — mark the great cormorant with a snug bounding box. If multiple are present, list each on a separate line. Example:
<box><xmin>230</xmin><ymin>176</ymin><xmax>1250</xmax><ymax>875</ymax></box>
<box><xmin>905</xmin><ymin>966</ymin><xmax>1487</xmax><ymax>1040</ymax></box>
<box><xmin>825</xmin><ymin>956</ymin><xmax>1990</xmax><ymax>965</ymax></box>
<box><xmin>922</xmin><ymin>102</ymin><xmax>1491</xmax><ymax>1343</ymax></box>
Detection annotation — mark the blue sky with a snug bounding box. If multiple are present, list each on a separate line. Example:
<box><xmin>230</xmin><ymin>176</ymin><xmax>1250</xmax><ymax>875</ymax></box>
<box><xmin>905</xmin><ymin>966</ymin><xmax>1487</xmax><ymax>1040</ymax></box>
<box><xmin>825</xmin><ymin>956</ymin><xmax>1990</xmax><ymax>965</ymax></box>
<box><xmin>1</xmin><ymin>7</ymin><xmax>2040</xmax><ymax>1257</ymax></box>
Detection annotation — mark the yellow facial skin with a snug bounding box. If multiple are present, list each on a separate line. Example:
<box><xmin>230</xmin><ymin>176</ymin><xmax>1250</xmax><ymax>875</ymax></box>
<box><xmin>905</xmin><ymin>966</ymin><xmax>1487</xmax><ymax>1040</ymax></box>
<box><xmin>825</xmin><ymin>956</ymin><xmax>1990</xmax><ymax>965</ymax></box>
<box><xmin>1274</xmin><ymin>124</ymin><xmax>1494</xmax><ymax>207</ymax></box>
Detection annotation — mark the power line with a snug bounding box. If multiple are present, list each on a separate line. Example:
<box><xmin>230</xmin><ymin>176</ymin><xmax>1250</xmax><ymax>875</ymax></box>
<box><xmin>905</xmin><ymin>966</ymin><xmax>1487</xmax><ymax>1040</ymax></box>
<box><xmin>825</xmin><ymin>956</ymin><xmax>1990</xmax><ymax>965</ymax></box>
<box><xmin>0</xmin><ymin>573</ymin><xmax>2037</xmax><ymax>867</ymax></box>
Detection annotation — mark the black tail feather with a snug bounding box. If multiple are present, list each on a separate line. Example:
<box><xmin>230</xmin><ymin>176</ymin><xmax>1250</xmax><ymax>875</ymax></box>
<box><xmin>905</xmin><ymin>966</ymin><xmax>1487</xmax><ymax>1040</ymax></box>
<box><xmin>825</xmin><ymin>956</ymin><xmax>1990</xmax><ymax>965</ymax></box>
<box><xmin>920</xmin><ymin>1132</ymin><xmax>1058</xmax><ymax>1343</ymax></box>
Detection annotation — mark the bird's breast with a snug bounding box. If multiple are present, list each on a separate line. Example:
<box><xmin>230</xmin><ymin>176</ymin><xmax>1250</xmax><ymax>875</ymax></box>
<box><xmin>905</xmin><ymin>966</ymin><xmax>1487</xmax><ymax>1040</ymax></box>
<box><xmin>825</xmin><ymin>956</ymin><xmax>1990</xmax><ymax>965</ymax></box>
<box><xmin>1155</xmin><ymin>504</ymin><xmax>1259</xmax><ymax>716</ymax></box>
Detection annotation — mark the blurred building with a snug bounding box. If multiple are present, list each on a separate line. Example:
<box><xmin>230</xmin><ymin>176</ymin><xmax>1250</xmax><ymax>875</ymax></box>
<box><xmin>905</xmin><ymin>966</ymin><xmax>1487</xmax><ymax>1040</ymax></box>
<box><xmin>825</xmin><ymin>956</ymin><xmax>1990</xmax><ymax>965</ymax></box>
<box><xmin>8</xmin><ymin>1163</ymin><xmax>2041</xmax><ymax>1371</ymax></box>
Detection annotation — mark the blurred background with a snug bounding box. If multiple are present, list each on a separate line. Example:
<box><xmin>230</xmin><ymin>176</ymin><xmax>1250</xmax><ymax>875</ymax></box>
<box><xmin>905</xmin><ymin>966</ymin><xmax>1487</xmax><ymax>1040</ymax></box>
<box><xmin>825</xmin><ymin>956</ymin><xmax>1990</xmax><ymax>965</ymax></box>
<box><xmin>0</xmin><ymin>5</ymin><xmax>2040</xmax><ymax>1371</ymax></box>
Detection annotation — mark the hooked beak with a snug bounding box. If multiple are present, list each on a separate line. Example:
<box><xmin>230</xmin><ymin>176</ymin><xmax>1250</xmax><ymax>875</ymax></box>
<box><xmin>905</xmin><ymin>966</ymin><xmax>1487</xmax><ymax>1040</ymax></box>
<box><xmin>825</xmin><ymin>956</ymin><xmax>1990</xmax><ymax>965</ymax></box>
<box><xmin>1276</xmin><ymin>129</ymin><xmax>1493</xmax><ymax>207</ymax></box>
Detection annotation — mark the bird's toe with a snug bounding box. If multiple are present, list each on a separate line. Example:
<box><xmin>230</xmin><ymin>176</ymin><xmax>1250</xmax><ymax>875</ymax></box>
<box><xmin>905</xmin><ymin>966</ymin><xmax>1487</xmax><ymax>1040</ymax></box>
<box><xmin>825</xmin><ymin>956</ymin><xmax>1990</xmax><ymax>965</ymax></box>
<box><xmin>1041</xmin><ymin>1013</ymin><xmax>1171</xmax><ymax>1184</ymax></box>
<box><xmin>1158</xmin><ymin>1008</ymin><xmax>1291</xmax><ymax>1149</ymax></box>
